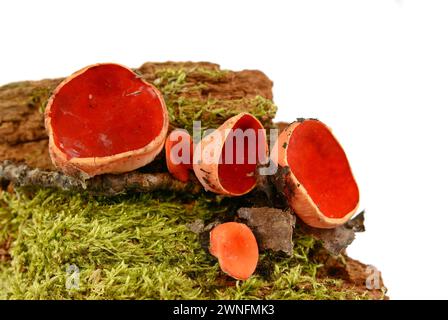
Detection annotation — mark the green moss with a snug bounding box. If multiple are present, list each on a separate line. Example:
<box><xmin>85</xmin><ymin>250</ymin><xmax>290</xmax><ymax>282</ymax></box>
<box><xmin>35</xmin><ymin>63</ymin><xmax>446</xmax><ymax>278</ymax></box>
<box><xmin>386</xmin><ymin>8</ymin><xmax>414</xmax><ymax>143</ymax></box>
<box><xmin>153</xmin><ymin>66</ymin><xmax>228</xmax><ymax>95</ymax></box>
<box><xmin>0</xmin><ymin>189</ymin><xmax>375</xmax><ymax>300</ymax></box>
<box><xmin>152</xmin><ymin>67</ymin><xmax>277</xmax><ymax>131</ymax></box>
<box><xmin>28</xmin><ymin>87</ymin><xmax>52</xmax><ymax>114</ymax></box>
<box><xmin>153</xmin><ymin>68</ymin><xmax>189</xmax><ymax>97</ymax></box>
<box><xmin>0</xmin><ymin>263</ymin><xmax>12</xmax><ymax>300</ymax></box>
<box><xmin>191</xmin><ymin>67</ymin><xmax>229</xmax><ymax>80</ymax></box>
<box><xmin>166</xmin><ymin>96</ymin><xmax>277</xmax><ymax>133</ymax></box>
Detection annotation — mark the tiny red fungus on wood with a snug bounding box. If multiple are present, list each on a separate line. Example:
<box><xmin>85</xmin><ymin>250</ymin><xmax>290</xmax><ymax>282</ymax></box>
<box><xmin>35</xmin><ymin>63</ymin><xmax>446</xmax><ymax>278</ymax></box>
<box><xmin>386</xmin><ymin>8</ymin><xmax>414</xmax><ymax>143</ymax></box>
<box><xmin>165</xmin><ymin>129</ymin><xmax>193</xmax><ymax>182</ymax></box>
<box><xmin>209</xmin><ymin>222</ymin><xmax>259</xmax><ymax>280</ymax></box>
<box><xmin>193</xmin><ymin>112</ymin><xmax>267</xmax><ymax>196</ymax></box>
<box><xmin>45</xmin><ymin>63</ymin><xmax>169</xmax><ymax>178</ymax></box>
<box><xmin>271</xmin><ymin>119</ymin><xmax>360</xmax><ymax>229</ymax></box>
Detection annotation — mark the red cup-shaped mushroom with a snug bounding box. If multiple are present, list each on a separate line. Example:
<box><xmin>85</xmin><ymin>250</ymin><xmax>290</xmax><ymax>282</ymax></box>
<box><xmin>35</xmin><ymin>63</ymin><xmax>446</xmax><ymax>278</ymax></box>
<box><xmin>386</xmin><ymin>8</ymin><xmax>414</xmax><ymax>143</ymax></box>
<box><xmin>45</xmin><ymin>63</ymin><xmax>169</xmax><ymax>178</ymax></box>
<box><xmin>165</xmin><ymin>129</ymin><xmax>193</xmax><ymax>182</ymax></box>
<box><xmin>193</xmin><ymin>113</ymin><xmax>267</xmax><ymax>196</ymax></box>
<box><xmin>271</xmin><ymin>119</ymin><xmax>360</xmax><ymax>229</ymax></box>
<box><xmin>209</xmin><ymin>222</ymin><xmax>259</xmax><ymax>280</ymax></box>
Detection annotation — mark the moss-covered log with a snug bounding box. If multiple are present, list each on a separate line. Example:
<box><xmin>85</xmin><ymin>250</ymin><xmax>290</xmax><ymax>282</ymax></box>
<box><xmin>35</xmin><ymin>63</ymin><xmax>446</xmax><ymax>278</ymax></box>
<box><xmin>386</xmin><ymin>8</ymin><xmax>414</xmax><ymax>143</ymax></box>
<box><xmin>0</xmin><ymin>61</ymin><xmax>387</xmax><ymax>300</ymax></box>
<box><xmin>0</xmin><ymin>61</ymin><xmax>276</xmax><ymax>171</ymax></box>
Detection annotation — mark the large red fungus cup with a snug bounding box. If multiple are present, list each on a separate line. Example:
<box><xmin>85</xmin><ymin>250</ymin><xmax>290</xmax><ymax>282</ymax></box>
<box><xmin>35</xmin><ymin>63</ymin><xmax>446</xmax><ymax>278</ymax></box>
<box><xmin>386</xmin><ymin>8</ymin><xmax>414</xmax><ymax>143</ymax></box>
<box><xmin>193</xmin><ymin>113</ymin><xmax>267</xmax><ymax>196</ymax></box>
<box><xmin>271</xmin><ymin>119</ymin><xmax>360</xmax><ymax>229</ymax></box>
<box><xmin>45</xmin><ymin>63</ymin><xmax>169</xmax><ymax>178</ymax></box>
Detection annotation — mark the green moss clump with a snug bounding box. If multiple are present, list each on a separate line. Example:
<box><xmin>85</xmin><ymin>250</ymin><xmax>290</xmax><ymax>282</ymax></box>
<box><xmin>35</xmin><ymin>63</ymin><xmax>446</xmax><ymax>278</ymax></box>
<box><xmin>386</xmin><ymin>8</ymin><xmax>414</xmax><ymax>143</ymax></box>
<box><xmin>153</xmin><ymin>67</ymin><xmax>228</xmax><ymax>97</ymax></box>
<box><xmin>28</xmin><ymin>87</ymin><xmax>52</xmax><ymax>114</ymax></box>
<box><xmin>0</xmin><ymin>189</ymin><xmax>376</xmax><ymax>300</ymax></box>
<box><xmin>166</xmin><ymin>96</ymin><xmax>277</xmax><ymax>133</ymax></box>
<box><xmin>152</xmin><ymin>67</ymin><xmax>277</xmax><ymax>131</ymax></box>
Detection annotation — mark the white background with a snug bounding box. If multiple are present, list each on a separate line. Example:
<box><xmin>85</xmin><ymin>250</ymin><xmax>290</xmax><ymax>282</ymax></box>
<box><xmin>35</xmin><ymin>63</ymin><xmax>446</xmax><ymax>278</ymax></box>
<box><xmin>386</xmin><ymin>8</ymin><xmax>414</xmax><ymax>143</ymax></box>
<box><xmin>1</xmin><ymin>0</ymin><xmax>447</xmax><ymax>300</ymax></box>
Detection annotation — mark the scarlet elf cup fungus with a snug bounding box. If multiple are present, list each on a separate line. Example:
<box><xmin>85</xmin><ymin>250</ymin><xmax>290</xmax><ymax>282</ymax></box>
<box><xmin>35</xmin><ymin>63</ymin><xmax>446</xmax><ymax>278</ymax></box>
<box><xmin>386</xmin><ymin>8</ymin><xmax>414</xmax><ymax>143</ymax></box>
<box><xmin>45</xmin><ymin>63</ymin><xmax>169</xmax><ymax>178</ymax></box>
<box><xmin>165</xmin><ymin>129</ymin><xmax>194</xmax><ymax>182</ymax></box>
<box><xmin>209</xmin><ymin>222</ymin><xmax>259</xmax><ymax>280</ymax></box>
<box><xmin>193</xmin><ymin>113</ymin><xmax>267</xmax><ymax>196</ymax></box>
<box><xmin>271</xmin><ymin>119</ymin><xmax>360</xmax><ymax>229</ymax></box>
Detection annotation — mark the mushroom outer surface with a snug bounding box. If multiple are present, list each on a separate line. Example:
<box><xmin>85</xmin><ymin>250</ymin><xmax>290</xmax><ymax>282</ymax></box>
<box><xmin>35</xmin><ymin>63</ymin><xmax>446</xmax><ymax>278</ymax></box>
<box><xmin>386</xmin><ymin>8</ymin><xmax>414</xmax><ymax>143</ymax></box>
<box><xmin>193</xmin><ymin>112</ymin><xmax>267</xmax><ymax>196</ymax></box>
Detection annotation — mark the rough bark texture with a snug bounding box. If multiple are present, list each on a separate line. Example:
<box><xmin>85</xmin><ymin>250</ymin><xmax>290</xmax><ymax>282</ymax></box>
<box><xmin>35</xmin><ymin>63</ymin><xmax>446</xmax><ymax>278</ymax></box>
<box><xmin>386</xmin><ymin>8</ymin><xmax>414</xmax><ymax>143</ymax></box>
<box><xmin>299</xmin><ymin>211</ymin><xmax>365</xmax><ymax>255</ymax></box>
<box><xmin>236</xmin><ymin>207</ymin><xmax>365</xmax><ymax>256</ymax></box>
<box><xmin>0</xmin><ymin>236</ymin><xmax>11</xmax><ymax>263</ymax></box>
<box><xmin>315</xmin><ymin>251</ymin><xmax>387</xmax><ymax>300</ymax></box>
<box><xmin>0</xmin><ymin>61</ymin><xmax>274</xmax><ymax>171</ymax></box>
<box><xmin>138</xmin><ymin>61</ymin><xmax>273</xmax><ymax>100</ymax></box>
<box><xmin>237</xmin><ymin>207</ymin><xmax>296</xmax><ymax>256</ymax></box>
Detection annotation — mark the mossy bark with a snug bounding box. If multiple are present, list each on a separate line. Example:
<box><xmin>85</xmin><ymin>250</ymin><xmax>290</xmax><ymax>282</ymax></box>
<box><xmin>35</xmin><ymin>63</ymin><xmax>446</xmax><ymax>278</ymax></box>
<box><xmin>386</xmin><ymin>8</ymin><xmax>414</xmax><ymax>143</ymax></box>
<box><xmin>0</xmin><ymin>61</ymin><xmax>276</xmax><ymax>171</ymax></box>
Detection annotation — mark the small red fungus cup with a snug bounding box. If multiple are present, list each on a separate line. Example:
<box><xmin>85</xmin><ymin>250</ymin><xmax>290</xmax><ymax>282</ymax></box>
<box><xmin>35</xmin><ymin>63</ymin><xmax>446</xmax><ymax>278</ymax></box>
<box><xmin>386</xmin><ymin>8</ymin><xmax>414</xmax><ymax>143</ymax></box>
<box><xmin>165</xmin><ymin>129</ymin><xmax>193</xmax><ymax>182</ymax></box>
<box><xmin>45</xmin><ymin>63</ymin><xmax>169</xmax><ymax>178</ymax></box>
<box><xmin>193</xmin><ymin>113</ymin><xmax>268</xmax><ymax>196</ymax></box>
<box><xmin>271</xmin><ymin>119</ymin><xmax>360</xmax><ymax>229</ymax></box>
<box><xmin>209</xmin><ymin>222</ymin><xmax>259</xmax><ymax>280</ymax></box>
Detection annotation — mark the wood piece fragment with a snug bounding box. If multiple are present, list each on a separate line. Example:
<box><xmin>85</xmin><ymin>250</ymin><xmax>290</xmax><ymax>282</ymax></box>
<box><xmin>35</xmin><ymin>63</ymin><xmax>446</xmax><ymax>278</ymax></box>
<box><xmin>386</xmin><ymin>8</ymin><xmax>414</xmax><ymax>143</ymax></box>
<box><xmin>299</xmin><ymin>211</ymin><xmax>365</xmax><ymax>255</ymax></box>
<box><xmin>314</xmin><ymin>252</ymin><xmax>387</xmax><ymax>299</ymax></box>
<box><xmin>237</xmin><ymin>207</ymin><xmax>296</xmax><ymax>255</ymax></box>
<box><xmin>187</xmin><ymin>219</ymin><xmax>222</xmax><ymax>250</ymax></box>
<box><xmin>186</xmin><ymin>219</ymin><xmax>206</xmax><ymax>234</ymax></box>
<box><xmin>0</xmin><ymin>236</ymin><xmax>12</xmax><ymax>262</ymax></box>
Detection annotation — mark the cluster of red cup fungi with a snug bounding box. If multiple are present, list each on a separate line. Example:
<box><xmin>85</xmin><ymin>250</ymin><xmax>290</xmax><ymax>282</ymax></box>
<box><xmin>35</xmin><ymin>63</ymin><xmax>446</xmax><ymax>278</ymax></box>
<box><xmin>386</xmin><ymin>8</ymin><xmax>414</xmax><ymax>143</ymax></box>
<box><xmin>45</xmin><ymin>63</ymin><xmax>360</xmax><ymax>280</ymax></box>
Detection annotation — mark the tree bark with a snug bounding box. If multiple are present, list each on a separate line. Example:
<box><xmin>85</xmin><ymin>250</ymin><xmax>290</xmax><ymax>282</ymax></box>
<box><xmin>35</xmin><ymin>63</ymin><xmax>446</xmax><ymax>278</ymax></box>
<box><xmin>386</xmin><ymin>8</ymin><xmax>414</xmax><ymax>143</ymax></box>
<box><xmin>0</xmin><ymin>160</ymin><xmax>201</xmax><ymax>196</ymax></box>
